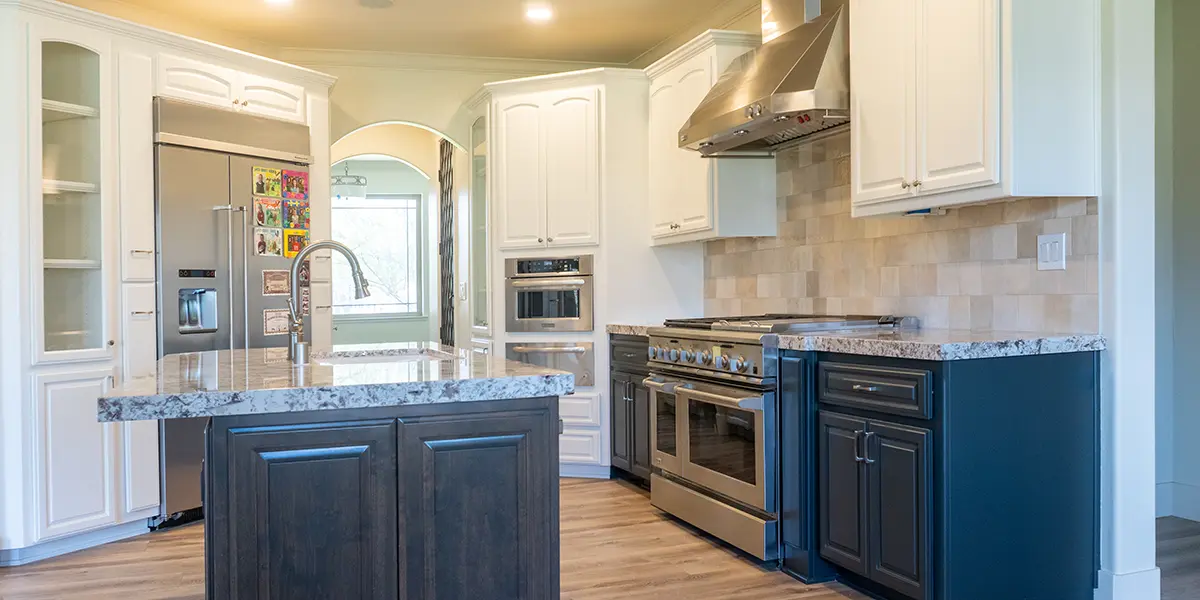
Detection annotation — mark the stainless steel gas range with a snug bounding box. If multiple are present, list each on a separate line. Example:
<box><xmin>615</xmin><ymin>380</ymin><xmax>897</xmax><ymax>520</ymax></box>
<box><xmin>644</xmin><ymin>314</ymin><xmax>914</xmax><ymax>561</ymax></box>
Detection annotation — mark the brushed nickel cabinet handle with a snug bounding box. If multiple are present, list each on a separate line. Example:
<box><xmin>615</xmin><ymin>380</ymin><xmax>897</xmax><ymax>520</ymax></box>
<box><xmin>863</xmin><ymin>431</ymin><xmax>877</xmax><ymax>464</ymax></box>
<box><xmin>130</xmin><ymin>249</ymin><xmax>153</xmax><ymax>255</ymax></box>
<box><xmin>130</xmin><ymin>310</ymin><xmax>155</xmax><ymax>316</ymax></box>
<box><xmin>852</xmin><ymin>384</ymin><xmax>880</xmax><ymax>393</ymax></box>
<box><xmin>853</xmin><ymin>430</ymin><xmax>865</xmax><ymax>463</ymax></box>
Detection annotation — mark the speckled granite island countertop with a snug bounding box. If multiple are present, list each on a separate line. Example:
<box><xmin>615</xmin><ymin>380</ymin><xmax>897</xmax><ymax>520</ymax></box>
<box><xmin>771</xmin><ymin>329</ymin><xmax>1106</xmax><ymax>361</ymax></box>
<box><xmin>98</xmin><ymin>342</ymin><xmax>575</xmax><ymax>422</ymax></box>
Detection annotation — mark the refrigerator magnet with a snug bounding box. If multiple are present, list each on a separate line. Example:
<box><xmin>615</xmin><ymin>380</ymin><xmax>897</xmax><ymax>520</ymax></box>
<box><xmin>284</xmin><ymin>228</ymin><xmax>309</xmax><ymax>259</ymax></box>
<box><xmin>283</xmin><ymin>200</ymin><xmax>310</xmax><ymax>230</ymax></box>
<box><xmin>263</xmin><ymin>309</ymin><xmax>290</xmax><ymax>336</ymax></box>
<box><xmin>301</xmin><ymin>286</ymin><xmax>311</xmax><ymax>316</ymax></box>
<box><xmin>282</xmin><ymin>170</ymin><xmax>309</xmax><ymax>200</ymax></box>
<box><xmin>297</xmin><ymin>259</ymin><xmax>311</xmax><ymax>287</ymax></box>
<box><xmin>254</xmin><ymin>197</ymin><xmax>282</xmax><ymax>228</ymax></box>
<box><xmin>252</xmin><ymin>167</ymin><xmax>282</xmax><ymax>198</ymax></box>
<box><xmin>262</xmin><ymin>270</ymin><xmax>290</xmax><ymax>296</ymax></box>
<box><xmin>255</xmin><ymin>227</ymin><xmax>283</xmax><ymax>257</ymax></box>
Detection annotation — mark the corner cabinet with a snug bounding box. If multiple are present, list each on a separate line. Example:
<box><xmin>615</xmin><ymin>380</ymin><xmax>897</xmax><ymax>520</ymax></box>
<box><xmin>849</xmin><ymin>0</ymin><xmax>1098</xmax><ymax>217</ymax></box>
<box><xmin>157</xmin><ymin>53</ymin><xmax>307</xmax><ymax>124</ymax></box>
<box><xmin>646</xmin><ymin>31</ymin><xmax>777</xmax><ymax>245</ymax></box>
<box><xmin>493</xmin><ymin>85</ymin><xmax>599</xmax><ymax>249</ymax></box>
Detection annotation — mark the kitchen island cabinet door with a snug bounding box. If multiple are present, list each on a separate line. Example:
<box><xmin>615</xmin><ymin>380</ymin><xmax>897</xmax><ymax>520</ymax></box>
<box><xmin>398</xmin><ymin>410</ymin><xmax>559</xmax><ymax>600</ymax></box>
<box><xmin>218</xmin><ymin>420</ymin><xmax>399</xmax><ymax>600</ymax></box>
<box><xmin>817</xmin><ymin>411</ymin><xmax>870</xmax><ymax>577</ymax></box>
<box><xmin>866</xmin><ymin>420</ymin><xmax>931</xmax><ymax>600</ymax></box>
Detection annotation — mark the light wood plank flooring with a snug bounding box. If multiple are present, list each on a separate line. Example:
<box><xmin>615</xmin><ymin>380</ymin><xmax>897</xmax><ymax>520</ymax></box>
<box><xmin>2</xmin><ymin>480</ymin><xmax>1195</xmax><ymax>599</ymax></box>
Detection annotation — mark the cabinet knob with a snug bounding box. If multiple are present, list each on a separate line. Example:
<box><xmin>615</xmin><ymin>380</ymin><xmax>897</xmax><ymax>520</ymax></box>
<box><xmin>900</xmin><ymin>180</ymin><xmax>911</xmax><ymax>189</ymax></box>
<box><xmin>107</xmin><ymin>340</ymin><xmax>115</xmax><ymax>347</ymax></box>
<box><xmin>912</xmin><ymin>180</ymin><xmax>922</xmax><ymax>188</ymax></box>
<box><xmin>547</xmin><ymin>237</ymin><xmax>554</xmax><ymax>243</ymax></box>
<box><xmin>537</xmin><ymin>238</ymin><xmax>544</xmax><ymax>243</ymax></box>
<box><xmin>232</xmin><ymin>98</ymin><xmax>239</xmax><ymax>105</ymax></box>
<box><xmin>242</xmin><ymin>100</ymin><xmax>249</xmax><ymax>107</ymax></box>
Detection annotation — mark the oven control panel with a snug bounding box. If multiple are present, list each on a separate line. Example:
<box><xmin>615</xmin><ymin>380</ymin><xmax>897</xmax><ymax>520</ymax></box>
<box><xmin>647</xmin><ymin>335</ymin><xmax>768</xmax><ymax>378</ymax></box>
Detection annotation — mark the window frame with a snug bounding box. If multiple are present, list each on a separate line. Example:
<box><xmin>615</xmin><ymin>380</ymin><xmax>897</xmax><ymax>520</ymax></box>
<box><xmin>330</xmin><ymin>191</ymin><xmax>426</xmax><ymax>321</ymax></box>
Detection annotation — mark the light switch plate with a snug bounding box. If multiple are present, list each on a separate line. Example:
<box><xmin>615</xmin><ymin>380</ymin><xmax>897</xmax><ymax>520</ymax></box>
<box><xmin>1037</xmin><ymin>233</ymin><xmax>1068</xmax><ymax>271</ymax></box>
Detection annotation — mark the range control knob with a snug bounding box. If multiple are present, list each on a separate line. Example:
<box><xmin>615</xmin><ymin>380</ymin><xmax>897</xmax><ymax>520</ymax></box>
<box><xmin>713</xmin><ymin>355</ymin><xmax>730</xmax><ymax>370</ymax></box>
<box><xmin>730</xmin><ymin>356</ymin><xmax>749</xmax><ymax>373</ymax></box>
<box><xmin>667</xmin><ymin>348</ymin><xmax>680</xmax><ymax>362</ymax></box>
<box><xmin>696</xmin><ymin>351</ymin><xmax>712</xmax><ymax>365</ymax></box>
<box><xmin>680</xmin><ymin>350</ymin><xmax>695</xmax><ymax>363</ymax></box>
<box><xmin>647</xmin><ymin>346</ymin><xmax>658</xmax><ymax>360</ymax></box>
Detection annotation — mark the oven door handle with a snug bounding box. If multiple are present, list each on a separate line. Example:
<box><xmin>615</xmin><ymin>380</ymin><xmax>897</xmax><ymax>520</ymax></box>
<box><xmin>678</xmin><ymin>387</ymin><xmax>765</xmax><ymax>411</ymax></box>
<box><xmin>642</xmin><ymin>377</ymin><xmax>689</xmax><ymax>395</ymax></box>
<box><xmin>509</xmin><ymin>279</ymin><xmax>588</xmax><ymax>289</ymax></box>
<box><xmin>511</xmin><ymin>346</ymin><xmax>589</xmax><ymax>354</ymax></box>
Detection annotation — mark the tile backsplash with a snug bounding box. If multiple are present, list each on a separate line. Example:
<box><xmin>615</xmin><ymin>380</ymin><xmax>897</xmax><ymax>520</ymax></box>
<box><xmin>703</xmin><ymin>131</ymin><xmax>1099</xmax><ymax>333</ymax></box>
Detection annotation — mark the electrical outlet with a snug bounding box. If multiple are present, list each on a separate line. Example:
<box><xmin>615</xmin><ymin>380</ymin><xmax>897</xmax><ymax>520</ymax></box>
<box><xmin>1037</xmin><ymin>233</ymin><xmax>1067</xmax><ymax>271</ymax></box>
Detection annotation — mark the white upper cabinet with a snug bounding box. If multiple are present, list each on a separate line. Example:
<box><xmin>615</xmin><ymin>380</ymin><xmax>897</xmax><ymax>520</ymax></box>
<box><xmin>118</xmin><ymin>51</ymin><xmax>156</xmax><ymax>282</ymax></box>
<box><xmin>493</xmin><ymin>85</ymin><xmax>599</xmax><ymax>250</ymax></box>
<box><xmin>157</xmin><ymin>54</ymin><xmax>307</xmax><ymax>124</ymax></box>
<box><xmin>645</xmin><ymin>31</ymin><xmax>776</xmax><ymax>245</ymax></box>
<box><xmin>850</xmin><ymin>0</ymin><xmax>1098</xmax><ymax>217</ymax></box>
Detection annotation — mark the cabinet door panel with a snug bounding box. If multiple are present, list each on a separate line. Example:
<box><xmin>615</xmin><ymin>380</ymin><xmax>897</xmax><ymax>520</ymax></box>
<box><xmin>648</xmin><ymin>80</ymin><xmax>681</xmax><ymax>237</ymax></box>
<box><xmin>610</xmin><ymin>373</ymin><xmax>632</xmax><ymax>472</ymax></box>
<box><xmin>672</xmin><ymin>61</ymin><xmax>716</xmax><ymax>234</ymax></box>
<box><xmin>36</xmin><ymin>368</ymin><xmax>117</xmax><ymax>540</ymax></box>
<box><xmin>120</xmin><ymin>283</ymin><xmax>160</xmax><ymax>518</ymax></box>
<box><xmin>850</xmin><ymin>0</ymin><xmax>917</xmax><ymax>206</ymax></box>
<box><xmin>226</xmin><ymin>421</ymin><xmax>399</xmax><ymax>600</ymax></box>
<box><xmin>495</xmin><ymin>97</ymin><xmax>546</xmax><ymax>249</ymax></box>
<box><xmin>156</xmin><ymin>54</ymin><xmax>237</xmax><ymax>109</ymax></box>
<box><xmin>818</xmin><ymin>411</ymin><xmax>869</xmax><ymax>576</ymax></box>
<box><xmin>118</xmin><ymin>52</ymin><xmax>156</xmax><ymax>282</ymax></box>
<box><xmin>631</xmin><ymin>378</ymin><xmax>653</xmax><ymax>479</ymax></box>
<box><xmin>916</xmin><ymin>0</ymin><xmax>999</xmax><ymax>194</ymax></box>
<box><xmin>238</xmin><ymin>73</ymin><xmax>307</xmax><ymax>124</ymax></box>
<box><xmin>543</xmin><ymin>88</ymin><xmax>599</xmax><ymax>247</ymax></box>
<box><xmin>867</xmin><ymin>420</ymin><xmax>931</xmax><ymax>600</ymax></box>
<box><xmin>399</xmin><ymin>412</ymin><xmax>557</xmax><ymax>599</ymax></box>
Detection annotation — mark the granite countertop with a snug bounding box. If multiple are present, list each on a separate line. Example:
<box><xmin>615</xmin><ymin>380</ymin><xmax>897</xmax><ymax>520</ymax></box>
<box><xmin>98</xmin><ymin>342</ymin><xmax>575</xmax><ymax>422</ymax></box>
<box><xmin>605</xmin><ymin>324</ymin><xmax>656</xmax><ymax>337</ymax></box>
<box><xmin>772</xmin><ymin>329</ymin><xmax>1106</xmax><ymax>361</ymax></box>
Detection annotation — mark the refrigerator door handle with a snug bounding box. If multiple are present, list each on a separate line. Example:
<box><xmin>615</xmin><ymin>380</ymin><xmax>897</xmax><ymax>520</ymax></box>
<box><xmin>212</xmin><ymin>205</ymin><xmax>235</xmax><ymax>351</ymax></box>
<box><xmin>238</xmin><ymin>206</ymin><xmax>249</xmax><ymax>351</ymax></box>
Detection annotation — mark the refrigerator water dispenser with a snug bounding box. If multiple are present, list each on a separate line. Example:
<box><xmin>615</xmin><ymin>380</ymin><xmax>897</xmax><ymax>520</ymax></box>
<box><xmin>178</xmin><ymin>288</ymin><xmax>217</xmax><ymax>334</ymax></box>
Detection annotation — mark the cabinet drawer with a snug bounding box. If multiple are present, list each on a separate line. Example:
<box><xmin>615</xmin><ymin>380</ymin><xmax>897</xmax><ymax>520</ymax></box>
<box><xmin>560</xmin><ymin>427</ymin><xmax>603</xmax><ymax>465</ymax></box>
<box><xmin>560</xmin><ymin>393</ymin><xmax>601</xmax><ymax>427</ymax></box>
<box><xmin>610</xmin><ymin>336</ymin><xmax>649</xmax><ymax>369</ymax></box>
<box><xmin>818</xmin><ymin>362</ymin><xmax>933</xmax><ymax>419</ymax></box>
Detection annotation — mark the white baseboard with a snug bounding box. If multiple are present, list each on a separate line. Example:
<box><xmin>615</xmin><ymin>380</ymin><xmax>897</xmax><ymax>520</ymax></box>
<box><xmin>560</xmin><ymin>464</ymin><xmax>611</xmax><ymax>479</ymax></box>
<box><xmin>1158</xmin><ymin>481</ymin><xmax>1175</xmax><ymax>517</ymax></box>
<box><xmin>0</xmin><ymin>520</ymin><xmax>150</xmax><ymax>567</ymax></box>
<box><xmin>1095</xmin><ymin>566</ymin><xmax>1161</xmax><ymax>600</ymax></box>
<box><xmin>1164</xmin><ymin>481</ymin><xmax>1200</xmax><ymax>521</ymax></box>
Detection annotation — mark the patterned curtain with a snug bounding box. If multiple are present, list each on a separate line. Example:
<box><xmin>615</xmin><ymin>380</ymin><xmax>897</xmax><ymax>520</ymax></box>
<box><xmin>438</xmin><ymin>139</ymin><xmax>455</xmax><ymax>346</ymax></box>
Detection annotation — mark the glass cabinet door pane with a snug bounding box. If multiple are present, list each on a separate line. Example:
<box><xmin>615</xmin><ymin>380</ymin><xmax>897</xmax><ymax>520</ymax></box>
<box><xmin>41</xmin><ymin>41</ymin><xmax>104</xmax><ymax>353</ymax></box>
<box><xmin>470</xmin><ymin>116</ymin><xmax>489</xmax><ymax>329</ymax></box>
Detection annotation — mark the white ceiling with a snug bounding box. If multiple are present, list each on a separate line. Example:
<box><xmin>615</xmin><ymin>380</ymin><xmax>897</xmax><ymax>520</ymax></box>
<box><xmin>81</xmin><ymin>0</ymin><xmax>753</xmax><ymax>63</ymax></box>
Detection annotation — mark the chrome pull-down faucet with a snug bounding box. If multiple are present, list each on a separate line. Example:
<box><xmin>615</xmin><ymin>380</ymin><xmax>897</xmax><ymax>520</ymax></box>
<box><xmin>287</xmin><ymin>240</ymin><xmax>371</xmax><ymax>365</ymax></box>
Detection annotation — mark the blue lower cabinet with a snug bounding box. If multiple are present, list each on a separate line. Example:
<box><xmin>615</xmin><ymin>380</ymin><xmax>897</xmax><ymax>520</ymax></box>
<box><xmin>783</xmin><ymin>350</ymin><xmax>1100</xmax><ymax>600</ymax></box>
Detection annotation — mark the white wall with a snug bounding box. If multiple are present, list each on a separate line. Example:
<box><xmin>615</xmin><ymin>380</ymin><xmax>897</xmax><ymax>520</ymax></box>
<box><xmin>329</xmin><ymin>158</ymin><xmax>437</xmax><ymax>345</ymax></box>
<box><xmin>1156</xmin><ymin>0</ymin><xmax>1176</xmax><ymax>518</ymax></box>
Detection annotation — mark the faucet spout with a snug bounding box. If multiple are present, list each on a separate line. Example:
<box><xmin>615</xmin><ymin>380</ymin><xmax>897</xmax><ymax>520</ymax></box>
<box><xmin>288</xmin><ymin>239</ymin><xmax>371</xmax><ymax>365</ymax></box>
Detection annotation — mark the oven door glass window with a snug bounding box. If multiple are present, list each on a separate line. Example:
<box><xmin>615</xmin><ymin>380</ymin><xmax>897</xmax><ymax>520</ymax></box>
<box><xmin>515</xmin><ymin>288</ymin><xmax>581</xmax><ymax>320</ymax></box>
<box><xmin>687</xmin><ymin>400</ymin><xmax>757</xmax><ymax>486</ymax></box>
<box><xmin>656</xmin><ymin>394</ymin><xmax>677</xmax><ymax>458</ymax></box>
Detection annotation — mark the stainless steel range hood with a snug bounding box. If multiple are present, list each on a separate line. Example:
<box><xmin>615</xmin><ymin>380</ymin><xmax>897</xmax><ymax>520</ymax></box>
<box><xmin>679</xmin><ymin>0</ymin><xmax>849</xmax><ymax>156</ymax></box>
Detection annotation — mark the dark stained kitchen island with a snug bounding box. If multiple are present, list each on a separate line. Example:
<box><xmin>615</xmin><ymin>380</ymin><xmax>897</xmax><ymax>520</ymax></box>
<box><xmin>97</xmin><ymin>342</ymin><xmax>573</xmax><ymax>600</ymax></box>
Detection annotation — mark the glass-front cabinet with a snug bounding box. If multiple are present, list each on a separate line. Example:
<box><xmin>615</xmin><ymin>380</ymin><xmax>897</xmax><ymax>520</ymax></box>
<box><xmin>469</xmin><ymin>115</ymin><xmax>490</xmax><ymax>335</ymax></box>
<box><xmin>33</xmin><ymin>21</ymin><xmax>114</xmax><ymax>362</ymax></box>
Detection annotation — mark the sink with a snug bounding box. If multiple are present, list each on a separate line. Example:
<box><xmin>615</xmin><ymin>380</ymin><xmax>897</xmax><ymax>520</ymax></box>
<box><xmin>314</xmin><ymin>349</ymin><xmax>459</xmax><ymax>366</ymax></box>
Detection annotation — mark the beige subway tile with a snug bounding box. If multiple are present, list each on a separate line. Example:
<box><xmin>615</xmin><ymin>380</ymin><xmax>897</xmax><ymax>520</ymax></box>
<box><xmin>958</xmin><ymin>262</ymin><xmax>983</xmax><ymax>295</ymax></box>
<box><xmin>949</xmin><ymin>296</ymin><xmax>971</xmax><ymax>329</ymax></box>
<box><xmin>1002</xmin><ymin>198</ymin><xmax>1035</xmax><ymax>223</ymax></box>
<box><xmin>1056</xmin><ymin>197</ymin><xmax>1088</xmax><ymax>218</ymax></box>
<box><xmin>1059</xmin><ymin>255</ymin><xmax>1089</xmax><ymax>294</ymax></box>
<box><xmin>992</xmin><ymin>224</ymin><xmax>1019</xmax><ymax>260</ymax></box>
<box><xmin>1086</xmin><ymin>254</ymin><xmax>1099</xmax><ymax>294</ymax></box>
<box><xmin>959</xmin><ymin>203</ymin><xmax>1005</xmax><ymax>228</ymax></box>
<box><xmin>776</xmin><ymin>171</ymin><xmax>793</xmax><ymax>198</ymax></box>
<box><xmin>736</xmin><ymin>276</ymin><xmax>758</xmax><ymax>297</ymax></box>
<box><xmin>1070</xmin><ymin>295</ymin><xmax>1100</xmax><ymax>333</ymax></box>
<box><xmin>806</xmin><ymin>271</ymin><xmax>821</xmax><ymax>297</ymax></box>
<box><xmin>825</xmin><ymin>297</ymin><xmax>844</xmax><ymax>314</ymax></box>
<box><xmin>1044</xmin><ymin>295</ymin><xmax>1073</xmax><ymax>331</ymax></box>
<box><xmin>1016</xmin><ymin>221</ymin><xmax>1040</xmax><ymax>260</ymax></box>
<box><xmin>1030</xmin><ymin>265</ymin><xmax>1061</xmax><ymax>295</ymax></box>
<box><xmin>788</xmin><ymin>297</ymin><xmax>816</xmax><ymax>314</ymax></box>
<box><xmin>757</xmin><ymin>274</ymin><xmax>782</xmax><ymax>298</ymax></box>
<box><xmin>781</xmin><ymin>272</ymin><xmax>807</xmax><ymax>297</ymax></box>
<box><xmin>704</xmin><ymin>278</ymin><xmax>717</xmax><ymax>299</ymax></box>
<box><xmin>922</xmin><ymin>297</ymin><xmax>952</xmax><ymax>328</ymax></box>
<box><xmin>1073</xmin><ymin>214</ymin><xmax>1100</xmax><ymax>256</ymax></box>
<box><xmin>834</xmin><ymin>214</ymin><xmax>866</xmax><ymax>242</ymax></box>
<box><xmin>969</xmin><ymin>296</ymin><xmax>994</xmax><ymax>331</ymax></box>
<box><xmin>1017</xmin><ymin>295</ymin><xmax>1047</xmax><ymax>331</ymax></box>
<box><xmin>929</xmin><ymin>229</ymin><xmax>970</xmax><ymax>263</ymax></box>
<box><xmin>936</xmin><ymin>263</ymin><xmax>960</xmax><ymax>296</ymax></box>
<box><xmin>898</xmin><ymin>264</ymin><xmax>938</xmax><ymax>296</ymax></box>
<box><xmin>873</xmin><ymin>297</ymin><xmax>899</xmax><ymax>315</ymax></box>
<box><xmin>1087</xmin><ymin>197</ymin><xmax>1099</xmax><ymax>215</ymax></box>
<box><xmin>715</xmin><ymin>277</ymin><xmax>737</xmax><ymax>299</ymax></box>
<box><xmin>993</xmin><ymin>296</ymin><xmax>1021</xmax><ymax>330</ymax></box>
<box><xmin>1028</xmin><ymin>197</ymin><xmax>1059</xmax><ymax>221</ymax></box>
<box><xmin>1042</xmin><ymin>217</ymin><xmax>1073</xmax><ymax>235</ymax></box>
<box><xmin>789</xmin><ymin>246</ymin><xmax>815</xmax><ymax>271</ymax></box>
<box><xmin>785</xmin><ymin>192</ymin><xmax>814</xmax><ymax>221</ymax></box>
<box><xmin>812</xmin><ymin>297</ymin><xmax>827</xmax><ymax>314</ymax></box>
<box><xmin>832</xmin><ymin>156</ymin><xmax>852</xmax><ymax>187</ymax></box>
<box><xmin>844</xmin><ymin>297</ymin><xmax>875</xmax><ymax>314</ymax></box>
<box><xmin>880</xmin><ymin>266</ymin><xmax>901</xmax><ymax>296</ymax></box>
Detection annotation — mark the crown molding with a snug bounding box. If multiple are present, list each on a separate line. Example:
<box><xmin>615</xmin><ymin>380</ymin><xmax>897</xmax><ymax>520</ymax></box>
<box><xmin>628</xmin><ymin>0</ymin><xmax>760</xmax><ymax>70</ymax></box>
<box><xmin>643</xmin><ymin>29</ymin><xmax>760</xmax><ymax>79</ymax></box>
<box><xmin>1</xmin><ymin>0</ymin><xmax>336</xmax><ymax>88</ymax></box>
<box><xmin>277</xmin><ymin>47</ymin><xmax>619</xmax><ymax>76</ymax></box>
<box><xmin>484</xmin><ymin>67</ymin><xmax>647</xmax><ymax>94</ymax></box>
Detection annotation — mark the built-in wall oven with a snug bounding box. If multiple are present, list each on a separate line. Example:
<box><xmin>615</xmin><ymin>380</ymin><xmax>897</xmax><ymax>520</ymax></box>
<box><xmin>505</xmin><ymin>255</ymin><xmax>594</xmax><ymax>333</ymax></box>
<box><xmin>644</xmin><ymin>326</ymin><xmax>780</xmax><ymax>561</ymax></box>
<box><xmin>505</xmin><ymin>342</ymin><xmax>595</xmax><ymax>387</ymax></box>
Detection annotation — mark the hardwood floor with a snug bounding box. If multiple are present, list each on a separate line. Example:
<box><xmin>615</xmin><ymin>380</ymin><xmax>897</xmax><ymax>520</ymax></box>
<box><xmin>4</xmin><ymin>480</ymin><xmax>1193</xmax><ymax>599</ymax></box>
<box><xmin>0</xmin><ymin>479</ymin><xmax>859</xmax><ymax>599</ymax></box>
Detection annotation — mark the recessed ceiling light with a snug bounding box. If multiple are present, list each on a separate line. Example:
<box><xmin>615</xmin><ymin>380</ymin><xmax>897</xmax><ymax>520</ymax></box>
<box><xmin>525</xmin><ymin>3</ymin><xmax>553</xmax><ymax>22</ymax></box>
<box><xmin>265</xmin><ymin>0</ymin><xmax>292</xmax><ymax>6</ymax></box>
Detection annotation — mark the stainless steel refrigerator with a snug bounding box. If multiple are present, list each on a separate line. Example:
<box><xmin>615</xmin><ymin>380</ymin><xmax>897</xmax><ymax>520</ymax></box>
<box><xmin>152</xmin><ymin>97</ymin><xmax>312</xmax><ymax>524</ymax></box>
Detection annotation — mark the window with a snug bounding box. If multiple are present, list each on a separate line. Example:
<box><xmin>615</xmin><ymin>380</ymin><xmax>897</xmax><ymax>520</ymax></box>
<box><xmin>331</xmin><ymin>193</ymin><xmax>423</xmax><ymax>317</ymax></box>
